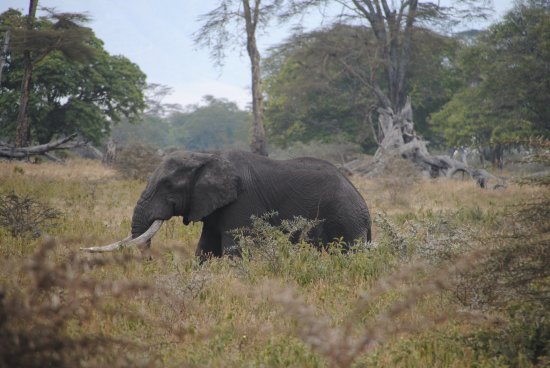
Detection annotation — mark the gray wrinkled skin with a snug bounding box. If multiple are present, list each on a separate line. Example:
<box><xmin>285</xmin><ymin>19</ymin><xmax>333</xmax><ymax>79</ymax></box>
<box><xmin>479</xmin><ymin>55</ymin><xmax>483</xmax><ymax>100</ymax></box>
<box><xmin>131</xmin><ymin>150</ymin><xmax>371</xmax><ymax>260</ymax></box>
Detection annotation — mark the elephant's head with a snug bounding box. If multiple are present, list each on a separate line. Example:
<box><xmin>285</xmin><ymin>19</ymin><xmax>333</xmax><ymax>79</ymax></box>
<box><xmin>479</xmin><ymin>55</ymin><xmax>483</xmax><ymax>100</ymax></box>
<box><xmin>82</xmin><ymin>151</ymin><xmax>239</xmax><ymax>253</ymax></box>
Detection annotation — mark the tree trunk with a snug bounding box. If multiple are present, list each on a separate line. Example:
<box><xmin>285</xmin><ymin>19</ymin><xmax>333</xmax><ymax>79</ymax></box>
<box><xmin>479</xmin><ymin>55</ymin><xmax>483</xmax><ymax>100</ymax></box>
<box><xmin>0</xmin><ymin>28</ymin><xmax>10</xmax><ymax>87</ymax></box>
<box><xmin>15</xmin><ymin>0</ymin><xmax>39</xmax><ymax>148</ymax></box>
<box><xmin>243</xmin><ymin>0</ymin><xmax>268</xmax><ymax>156</ymax></box>
<box><xmin>0</xmin><ymin>133</ymin><xmax>79</xmax><ymax>159</ymax></box>
<box><xmin>102</xmin><ymin>139</ymin><xmax>117</xmax><ymax>166</ymax></box>
<box><xmin>15</xmin><ymin>55</ymin><xmax>33</xmax><ymax>148</ymax></box>
<box><xmin>248</xmin><ymin>42</ymin><xmax>268</xmax><ymax>156</ymax></box>
<box><xmin>366</xmin><ymin>99</ymin><xmax>502</xmax><ymax>187</ymax></box>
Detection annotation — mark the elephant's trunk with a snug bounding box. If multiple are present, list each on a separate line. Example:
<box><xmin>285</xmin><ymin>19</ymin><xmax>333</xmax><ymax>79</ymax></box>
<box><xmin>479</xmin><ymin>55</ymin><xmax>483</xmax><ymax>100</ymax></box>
<box><xmin>131</xmin><ymin>202</ymin><xmax>151</xmax><ymax>239</ymax></box>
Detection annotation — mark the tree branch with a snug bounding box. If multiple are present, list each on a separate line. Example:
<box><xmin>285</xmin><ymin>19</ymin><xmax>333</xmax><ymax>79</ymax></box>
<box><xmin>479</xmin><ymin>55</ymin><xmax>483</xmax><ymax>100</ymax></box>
<box><xmin>380</xmin><ymin>0</ymin><xmax>392</xmax><ymax>19</ymax></box>
<box><xmin>396</xmin><ymin>0</ymin><xmax>417</xmax><ymax>106</ymax></box>
<box><xmin>0</xmin><ymin>134</ymin><xmax>81</xmax><ymax>159</ymax></box>
<box><xmin>335</xmin><ymin>56</ymin><xmax>391</xmax><ymax>109</ymax></box>
<box><xmin>351</xmin><ymin>0</ymin><xmax>375</xmax><ymax>24</ymax></box>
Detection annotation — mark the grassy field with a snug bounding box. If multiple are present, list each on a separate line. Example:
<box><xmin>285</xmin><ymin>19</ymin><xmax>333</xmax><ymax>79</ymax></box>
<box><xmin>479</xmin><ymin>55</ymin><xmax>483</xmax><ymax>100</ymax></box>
<box><xmin>0</xmin><ymin>158</ymin><xmax>548</xmax><ymax>367</ymax></box>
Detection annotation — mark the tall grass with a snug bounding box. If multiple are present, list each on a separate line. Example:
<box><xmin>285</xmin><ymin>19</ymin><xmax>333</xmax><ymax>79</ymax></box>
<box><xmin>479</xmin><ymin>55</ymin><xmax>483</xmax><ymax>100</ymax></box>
<box><xmin>0</xmin><ymin>158</ymin><xmax>547</xmax><ymax>367</ymax></box>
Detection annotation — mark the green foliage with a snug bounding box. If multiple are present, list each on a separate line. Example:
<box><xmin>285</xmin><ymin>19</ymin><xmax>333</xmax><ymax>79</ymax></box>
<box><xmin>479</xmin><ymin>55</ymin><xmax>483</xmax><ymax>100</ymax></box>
<box><xmin>112</xmin><ymin>114</ymin><xmax>172</xmax><ymax>148</ymax></box>
<box><xmin>430</xmin><ymin>0</ymin><xmax>550</xmax><ymax>153</ymax></box>
<box><xmin>263</xmin><ymin>24</ymin><xmax>463</xmax><ymax>151</ymax></box>
<box><xmin>263</xmin><ymin>25</ymin><xmax>377</xmax><ymax>151</ymax></box>
<box><xmin>170</xmin><ymin>95</ymin><xmax>249</xmax><ymax>151</ymax></box>
<box><xmin>232</xmin><ymin>212</ymin><xmax>323</xmax><ymax>274</ymax></box>
<box><xmin>0</xmin><ymin>10</ymin><xmax>146</xmax><ymax>145</ymax></box>
<box><xmin>232</xmin><ymin>212</ymin><xmax>398</xmax><ymax>288</ymax></box>
<box><xmin>466</xmin><ymin>304</ymin><xmax>550</xmax><ymax>367</ymax></box>
<box><xmin>111</xmin><ymin>95</ymin><xmax>250</xmax><ymax>151</ymax></box>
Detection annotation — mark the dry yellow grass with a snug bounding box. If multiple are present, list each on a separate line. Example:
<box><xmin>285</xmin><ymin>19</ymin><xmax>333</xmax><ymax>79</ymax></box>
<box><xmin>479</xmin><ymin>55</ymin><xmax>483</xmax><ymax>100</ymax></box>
<box><xmin>0</xmin><ymin>158</ymin><xmax>117</xmax><ymax>181</ymax></box>
<box><xmin>0</xmin><ymin>158</ymin><xmax>547</xmax><ymax>367</ymax></box>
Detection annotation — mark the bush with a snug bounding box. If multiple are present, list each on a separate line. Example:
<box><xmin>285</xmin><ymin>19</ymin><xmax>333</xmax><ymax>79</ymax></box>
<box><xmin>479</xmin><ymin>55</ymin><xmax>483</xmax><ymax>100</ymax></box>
<box><xmin>113</xmin><ymin>143</ymin><xmax>162</xmax><ymax>181</ymax></box>
<box><xmin>0</xmin><ymin>192</ymin><xmax>62</xmax><ymax>238</ymax></box>
<box><xmin>0</xmin><ymin>239</ymin><xmax>161</xmax><ymax>367</ymax></box>
<box><xmin>231</xmin><ymin>212</ymin><xmax>323</xmax><ymax>274</ymax></box>
<box><xmin>466</xmin><ymin>304</ymin><xmax>550</xmax><ymax>366</ymax></box>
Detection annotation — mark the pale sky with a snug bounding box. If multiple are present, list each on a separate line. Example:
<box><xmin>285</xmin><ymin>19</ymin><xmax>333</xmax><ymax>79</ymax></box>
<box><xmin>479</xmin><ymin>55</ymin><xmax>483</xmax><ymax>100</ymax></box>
<box><xmin>1</xmin><ymin>1</ymin><xmax>514</xmax><ymax>110</ymax></box>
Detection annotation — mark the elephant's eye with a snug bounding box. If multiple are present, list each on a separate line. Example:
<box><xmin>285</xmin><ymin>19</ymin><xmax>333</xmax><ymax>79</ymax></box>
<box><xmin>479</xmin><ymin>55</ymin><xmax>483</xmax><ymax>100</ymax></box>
<box><xmin>162</xmin><ymin>178</ymin><xmax>174</xmax><ymax>190</ymax></box>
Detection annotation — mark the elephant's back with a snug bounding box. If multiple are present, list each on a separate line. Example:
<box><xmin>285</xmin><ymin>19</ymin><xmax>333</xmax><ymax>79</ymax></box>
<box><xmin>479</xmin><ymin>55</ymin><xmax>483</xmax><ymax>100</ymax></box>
<box><xmin>223</xmin><ymin>150</ymin><xmax>366</xmax><ymax>203</ymax></box>
<box><xmin>221</xmin><ymin>150</ymin><xmax>371</xmax><ymax>243</ymax></box>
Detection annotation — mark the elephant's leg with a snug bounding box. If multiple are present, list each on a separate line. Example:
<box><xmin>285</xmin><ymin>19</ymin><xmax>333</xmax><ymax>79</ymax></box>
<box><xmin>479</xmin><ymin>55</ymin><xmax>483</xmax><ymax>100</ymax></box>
<box><xmin>195</xmin><ymin>223</ymin><xmax>222</xmax><ymax>262</ymax></box>
<box><xmin>221</xmin><ymin>232</ymin><xmax>241</xmax><ymax>258</ymax></box>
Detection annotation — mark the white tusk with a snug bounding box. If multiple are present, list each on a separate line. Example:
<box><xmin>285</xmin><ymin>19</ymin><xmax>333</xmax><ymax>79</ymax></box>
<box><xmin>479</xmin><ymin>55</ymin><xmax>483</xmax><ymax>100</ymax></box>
<box><xmin>81</xmin><ymin>220</ymin><xmax>164</xmax><ymax>253</ymax></box>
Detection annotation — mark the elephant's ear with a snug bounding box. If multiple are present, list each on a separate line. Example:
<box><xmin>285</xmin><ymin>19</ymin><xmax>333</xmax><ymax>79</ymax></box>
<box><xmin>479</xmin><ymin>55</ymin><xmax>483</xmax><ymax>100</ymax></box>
<box><xmin>188</xmin><ymin>156</ymin><xmax>240</xmax><ymax>221</ymax></box>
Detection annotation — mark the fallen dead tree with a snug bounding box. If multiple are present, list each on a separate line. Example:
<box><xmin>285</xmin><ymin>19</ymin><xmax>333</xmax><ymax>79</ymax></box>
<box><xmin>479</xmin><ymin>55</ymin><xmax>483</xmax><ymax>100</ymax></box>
<box><xmin>0</xmin><ymin>133</ymin><xmax>82</xmax><ymax>161</ymax></box>
<box><xmin>345</xmin><ymin>102</ymin><xmax>507</xmax><ymax>189</ymax></box>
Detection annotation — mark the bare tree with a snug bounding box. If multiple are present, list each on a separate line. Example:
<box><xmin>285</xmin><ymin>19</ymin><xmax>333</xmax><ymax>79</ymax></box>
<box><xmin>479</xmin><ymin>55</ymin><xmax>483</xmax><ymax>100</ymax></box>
<box><xmin>195</xmin><ymin>0</ymin><xmax>288</xmax><ymax>156</ymax></box>
<box><xmin>286</xmin><ymin>0</ymin><xmax>499</xmax><ymax>184</ymax></box>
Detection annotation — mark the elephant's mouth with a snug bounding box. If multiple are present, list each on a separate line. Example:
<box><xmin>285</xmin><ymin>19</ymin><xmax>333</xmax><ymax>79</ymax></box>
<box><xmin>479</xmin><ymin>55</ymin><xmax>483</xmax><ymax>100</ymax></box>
<box><xmin>81</xmin><ymin>220</ymin><xmax>164</xmax><ymax>253</ymax></box>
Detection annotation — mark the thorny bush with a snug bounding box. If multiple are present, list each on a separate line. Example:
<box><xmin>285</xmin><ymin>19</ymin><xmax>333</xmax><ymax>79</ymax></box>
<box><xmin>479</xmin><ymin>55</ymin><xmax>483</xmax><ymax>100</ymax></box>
<box><xmin>114</xmin><ymin>143</ymin><xmax>162</xmax><ymax>181</ymax></box>
<box><xmin>0</xmin><ymin>192</ymin><xmax>62</xmax><ymax>238</ymax></box>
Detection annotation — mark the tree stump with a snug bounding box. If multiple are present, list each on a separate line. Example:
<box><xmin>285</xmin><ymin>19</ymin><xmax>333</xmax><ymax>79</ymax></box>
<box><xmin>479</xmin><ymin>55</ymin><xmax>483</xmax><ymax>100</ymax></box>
<box><xmin>102</xmin><ymin>139</ymin><xmax>117</xmax><ymax>166</ymax></box>
<box><xmin>367</xmin><ymin>99</ymin><xmax>505</xmax><ymax>188</ymax></box>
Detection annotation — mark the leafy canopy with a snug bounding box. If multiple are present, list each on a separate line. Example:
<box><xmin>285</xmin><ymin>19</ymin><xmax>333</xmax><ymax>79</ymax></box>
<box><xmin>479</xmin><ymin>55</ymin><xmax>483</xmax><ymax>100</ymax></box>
<box><xmin>263</xmin><ymin>24</ymin><xmax>463</xmax><ymax>151</ymax></box>
<box><xmin>430</xmin><ymin>0</ymin><xmax>550</xmax><ymax>149</ymax></box>
<box><xmin>0</xmin><ymin>9</ymin><xmax>146</xmax><ymax>144</ymax></box>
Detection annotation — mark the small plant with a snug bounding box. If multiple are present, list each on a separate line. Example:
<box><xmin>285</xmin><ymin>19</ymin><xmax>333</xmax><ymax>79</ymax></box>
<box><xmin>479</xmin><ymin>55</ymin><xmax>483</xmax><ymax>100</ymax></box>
<box><xmin>374</xmin><ymin>213</ymin><xmax>410</xmax><ymax>260</ymax></box>
<box><xmin>231</xmin><ymin>212</ymin><xmax>322</xmax><ymax>273</ymax></box>
<box><xmin>13</xmin><ymin>166</ymin><xmax>24</xmax><ymax>175</ymax></box>
<box><xmin>0</xmin><ymin>192</ymin><xmax>62</xmax><ymax>238</ymax></box>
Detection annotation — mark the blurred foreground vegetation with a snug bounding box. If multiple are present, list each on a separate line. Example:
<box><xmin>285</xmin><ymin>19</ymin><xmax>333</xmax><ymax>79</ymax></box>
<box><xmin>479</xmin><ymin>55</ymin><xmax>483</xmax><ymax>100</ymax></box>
<box><xmin>0</xmin><ymin>158</ymin><xmax>548</xmax><ymax>367</ymax></box>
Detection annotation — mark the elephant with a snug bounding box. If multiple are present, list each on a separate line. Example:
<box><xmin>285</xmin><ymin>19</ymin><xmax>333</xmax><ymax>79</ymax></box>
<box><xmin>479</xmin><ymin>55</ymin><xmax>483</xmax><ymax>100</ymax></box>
<box><xmin>82</xmin><ymin>150</ymin><xmax>372</xmax><ymax>259</ymax></box>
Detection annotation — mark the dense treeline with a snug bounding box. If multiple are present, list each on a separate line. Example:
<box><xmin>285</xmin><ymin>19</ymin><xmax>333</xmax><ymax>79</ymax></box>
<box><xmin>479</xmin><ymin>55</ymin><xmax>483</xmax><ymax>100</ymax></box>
<box><xmin>263</xmin><ymin>24</ymin><xmax>463</xmax><ymax>153</ymax></box>
<box><xmin>111</xmin><ymin>95</ymin><xmax>250</xmax><ymax>151</ymax></box>
<box><xmin>431</xmin><ymin>0</ymin><xmax>550</xmax><ymax>163</ymax></box>
<box><xmin>263</xmin><ymin>0</ymin><xmax>550</xmax><ymax>160</ymax></box>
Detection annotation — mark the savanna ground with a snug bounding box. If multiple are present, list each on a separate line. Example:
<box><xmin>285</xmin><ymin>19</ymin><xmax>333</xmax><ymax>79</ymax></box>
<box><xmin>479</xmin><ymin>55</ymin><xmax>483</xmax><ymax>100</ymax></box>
<box><xmin>0</xmin><ymin>158</ymin><xmax>548</xmax><ymax>367</ymax></box>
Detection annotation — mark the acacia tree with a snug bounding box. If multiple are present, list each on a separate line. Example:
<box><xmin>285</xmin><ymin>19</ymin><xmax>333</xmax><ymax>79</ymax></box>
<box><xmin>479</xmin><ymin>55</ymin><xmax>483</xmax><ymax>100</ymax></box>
<box><xmin>286</xmin><ymin>0</ymin><xmax>495</xmax><ymax>179</ymax></box>
<box><xmin>0</xmin><ymin>9</ymin><xmax>146</xmax><ymax>150</ymax></box>
<box><xmin>4</xmin><ymin>1</ymin><xmax>96</xmax><ymax>147</ymax></box>
<box><xmin>263</xmin><ymin>23</ymin><xmax>463</xmax><ymax>152</ymax></box>
<box><xmin>15</xmin><ymin>0</ymin><xmax>38</xmax><ymax>148</ymax></box>
<box><xmin>195</xmin><ymin>0</ymin><xmax>289</xmax><ymax>156</ymax></box>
